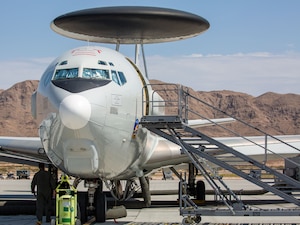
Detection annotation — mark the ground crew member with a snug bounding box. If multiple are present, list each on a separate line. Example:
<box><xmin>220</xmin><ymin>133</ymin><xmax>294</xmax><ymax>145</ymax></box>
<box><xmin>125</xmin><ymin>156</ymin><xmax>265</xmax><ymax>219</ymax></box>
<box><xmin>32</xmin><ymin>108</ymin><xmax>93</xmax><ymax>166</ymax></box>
<box><xmin>31</xmin><ymin>163</ymin><xmax>56</xmax><ymax>225</ymax></box>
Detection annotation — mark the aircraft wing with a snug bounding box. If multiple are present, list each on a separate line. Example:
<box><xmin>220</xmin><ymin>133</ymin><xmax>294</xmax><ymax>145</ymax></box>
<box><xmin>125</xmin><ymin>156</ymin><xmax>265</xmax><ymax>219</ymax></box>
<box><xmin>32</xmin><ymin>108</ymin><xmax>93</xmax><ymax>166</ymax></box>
<box><xmin>216</xmin><ymin>135</ymin><xmax>300</xmax><ymax>159</ymax></box>
<box><xmin>0</xmin><ymin>137</ymin><xmax>49</xmax><ymax>166</ymax></box>
<box><xmin>144</xmin><ymin>134</ymin><xmax>300</xmax><ymax>171</ymax></box>
<box><xmin>187</xmin><ymin>118</ymin><xmax>235</xmax><ymax>128</ymax></box>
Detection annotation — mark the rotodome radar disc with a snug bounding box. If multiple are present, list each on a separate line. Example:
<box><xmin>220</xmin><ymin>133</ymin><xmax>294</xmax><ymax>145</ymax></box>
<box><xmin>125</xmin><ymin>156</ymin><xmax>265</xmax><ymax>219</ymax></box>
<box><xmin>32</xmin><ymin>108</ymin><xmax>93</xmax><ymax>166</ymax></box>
<box><xmin>51</xmin><ymin>6</ymin><xmax>210</xmax><ymax>44</ymax></box>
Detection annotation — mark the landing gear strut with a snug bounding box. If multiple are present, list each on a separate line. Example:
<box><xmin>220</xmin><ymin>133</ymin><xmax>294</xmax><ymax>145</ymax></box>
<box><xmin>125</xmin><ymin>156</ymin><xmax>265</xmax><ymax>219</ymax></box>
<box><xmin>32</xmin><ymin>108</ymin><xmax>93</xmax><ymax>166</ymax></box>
<box><xmin>187</xmin><ymin>163</ymin><xmax>205</xmax><ymax>201</ymax></box>
<box><xmin>77</xmin><ymin>179</ymin><xmax>106</xmax><ymax>223</ymax></box>
<box><xmin>171</xmin><ymin>164</ymin><xmax>205</xmax><ymax>203</ymax></box>
<box><xmin>139</xmin><ymin>176</ymin><xmax>151</xmax><ymax>207</ymax></box>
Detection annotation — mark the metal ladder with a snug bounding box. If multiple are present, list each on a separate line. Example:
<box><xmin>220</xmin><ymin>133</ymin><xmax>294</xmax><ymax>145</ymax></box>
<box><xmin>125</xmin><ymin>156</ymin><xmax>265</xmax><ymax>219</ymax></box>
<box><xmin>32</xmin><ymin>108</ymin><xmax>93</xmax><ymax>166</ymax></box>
<box><xmin>140</xmin><ymin>83</ymin><xmax>300</xmax><ymax>216</ymax></box>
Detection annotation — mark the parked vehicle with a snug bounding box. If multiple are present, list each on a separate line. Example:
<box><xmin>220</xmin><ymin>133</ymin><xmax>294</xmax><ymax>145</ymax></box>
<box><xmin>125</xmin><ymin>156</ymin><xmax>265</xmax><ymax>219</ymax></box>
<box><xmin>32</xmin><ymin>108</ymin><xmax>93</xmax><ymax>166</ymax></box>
<box><xmin>16</xmin><ymin>170</ymin><xmax>30</xmax><ymax>179</ymax></box>
<box><xmin>6</xmin><ymin>172</ymin><xmax>15</xmax><ymax>179</ymax></box>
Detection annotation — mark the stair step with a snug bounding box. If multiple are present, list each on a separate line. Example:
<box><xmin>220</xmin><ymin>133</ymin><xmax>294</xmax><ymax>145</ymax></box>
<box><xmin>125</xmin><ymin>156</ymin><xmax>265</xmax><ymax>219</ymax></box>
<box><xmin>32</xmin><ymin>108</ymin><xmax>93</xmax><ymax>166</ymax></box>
<box><xmin>141</xmin><ymin>117</ymin><xmax>300</xmax><ymax>207</ymax></box>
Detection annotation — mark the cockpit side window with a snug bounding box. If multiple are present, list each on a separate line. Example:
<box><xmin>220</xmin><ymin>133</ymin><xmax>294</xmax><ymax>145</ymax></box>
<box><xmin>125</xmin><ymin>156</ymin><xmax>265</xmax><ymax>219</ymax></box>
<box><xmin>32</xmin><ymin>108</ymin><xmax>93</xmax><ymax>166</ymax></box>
<box><xmin>82</xmin><ymin>68</ymin><xmax>109</xmax><ymax>80</ymax></box>
<box><xmin>118</xmin><ymin>71</ymin><xmax>127</xmax><ymax>85</ymax></box>
<box><xmin>43</xmin><ymin>61</ymin><xmax>58</xmax><ymax>86</ymax></box>
<box><xmin>53</xmin><ymin>68</ymin><xmax>79</xmax><ymax>80</ymax></box>
<box><xmin>111</xmin><ymin>70</ymin><xmax>121</xmax><ymax>85</ymax></box>
<box><xmin>111</xmin><ymin>70</ymin><xmax>127</xmax><ymax>86</ymax></box>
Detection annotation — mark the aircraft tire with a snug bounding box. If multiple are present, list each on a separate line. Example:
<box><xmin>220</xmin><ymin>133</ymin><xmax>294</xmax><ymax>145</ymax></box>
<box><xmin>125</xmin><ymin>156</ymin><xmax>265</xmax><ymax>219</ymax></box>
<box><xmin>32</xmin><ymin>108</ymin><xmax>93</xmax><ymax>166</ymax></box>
<box><xmin>75</xmin><ymin>219</ymin><xmax>82</xmax><ymax>225</ymax></box>
<box><xmin>77</xmin><ymin>192</ymin><xmax>88</xmax><ymax>223</ymax></box>
<box><xmin>95</xmin><ymin>190</ymin><xmax>107</xmax><ymax>222</ymax></box>
<box><xmin>196</xmin><ymin>180</ymin><xmax>205</xmax><ymax>200</ymax></box>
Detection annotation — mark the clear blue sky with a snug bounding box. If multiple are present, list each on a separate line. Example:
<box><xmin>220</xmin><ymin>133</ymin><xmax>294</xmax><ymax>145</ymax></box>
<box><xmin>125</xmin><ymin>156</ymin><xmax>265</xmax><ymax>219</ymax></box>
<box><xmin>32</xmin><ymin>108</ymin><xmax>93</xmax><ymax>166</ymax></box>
<box><xmin>0</xmin><ymin>0</ymin><xmax>299</xmax><ymax>96</ymax></box>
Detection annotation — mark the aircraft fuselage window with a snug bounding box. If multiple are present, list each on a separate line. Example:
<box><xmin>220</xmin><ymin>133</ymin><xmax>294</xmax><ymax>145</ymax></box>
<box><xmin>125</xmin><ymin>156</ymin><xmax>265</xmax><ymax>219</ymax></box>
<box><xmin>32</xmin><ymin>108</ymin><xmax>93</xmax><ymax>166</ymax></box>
<box><xmin>83</xmin><ymin>68</ymin><xmax>109</xmax><ymax>80</ymax></box>
<box><xmin>53</xmin><ymin>68</ymin><xmax>79</xmax><ymax>80</ymax></box>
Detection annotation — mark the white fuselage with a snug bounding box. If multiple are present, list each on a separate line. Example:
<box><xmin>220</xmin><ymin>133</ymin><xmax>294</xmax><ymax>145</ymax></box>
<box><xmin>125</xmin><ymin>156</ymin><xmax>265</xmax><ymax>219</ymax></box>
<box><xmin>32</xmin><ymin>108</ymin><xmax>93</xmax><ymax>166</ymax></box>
<box><xmin>32</xmin><ymin>46</ymin><xmax>165</xmax><ymax>180</ymax></box>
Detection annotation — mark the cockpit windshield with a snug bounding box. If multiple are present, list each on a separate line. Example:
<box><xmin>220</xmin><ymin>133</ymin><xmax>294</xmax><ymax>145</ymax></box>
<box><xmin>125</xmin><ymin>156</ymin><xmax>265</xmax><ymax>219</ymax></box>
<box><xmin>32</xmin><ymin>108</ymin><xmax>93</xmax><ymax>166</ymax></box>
<box><xmin>82</xmin><ymin>68</ymin><xmax>109</xmax><ymax>80</ymax></box>
<box><xmin>53</xmin><ymin>68</ymin><xmax>110</xmax><ymax>80</ymax></box>
<box><xmin>54</xmin><ymin>68</ymin><xmax>79</xmax><ymax>80</ymax></box>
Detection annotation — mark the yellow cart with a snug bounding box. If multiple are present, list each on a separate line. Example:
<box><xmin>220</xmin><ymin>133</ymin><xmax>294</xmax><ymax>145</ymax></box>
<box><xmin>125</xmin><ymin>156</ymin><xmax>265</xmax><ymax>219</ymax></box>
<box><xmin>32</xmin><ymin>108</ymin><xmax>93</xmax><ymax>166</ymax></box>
<box><xmin>51</xmin><ymin>175</ymin><xmax>81</xmax><ymax>225</ymax></box>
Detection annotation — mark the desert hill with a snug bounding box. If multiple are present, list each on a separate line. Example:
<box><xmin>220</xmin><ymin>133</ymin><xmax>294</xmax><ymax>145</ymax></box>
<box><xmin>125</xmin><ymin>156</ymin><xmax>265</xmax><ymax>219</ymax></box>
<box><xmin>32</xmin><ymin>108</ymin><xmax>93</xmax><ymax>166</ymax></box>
<box><xmin>0</xmin><ymin>80</ymin><xmax>299</xmax><ymax>137</ymax></box>
<box><xmin>0</xmin><ymin>80</ymin><xmax>39</xmax><ymax>136</ymax></box>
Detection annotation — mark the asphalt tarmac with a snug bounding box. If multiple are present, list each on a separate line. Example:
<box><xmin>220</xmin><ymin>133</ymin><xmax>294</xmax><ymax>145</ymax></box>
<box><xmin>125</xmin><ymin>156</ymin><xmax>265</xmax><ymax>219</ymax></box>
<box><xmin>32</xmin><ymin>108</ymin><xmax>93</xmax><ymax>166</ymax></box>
<box><xmin>1</xmin><ymin>178</ymin><xmax>300</xmax><ymax>224</ymax></box>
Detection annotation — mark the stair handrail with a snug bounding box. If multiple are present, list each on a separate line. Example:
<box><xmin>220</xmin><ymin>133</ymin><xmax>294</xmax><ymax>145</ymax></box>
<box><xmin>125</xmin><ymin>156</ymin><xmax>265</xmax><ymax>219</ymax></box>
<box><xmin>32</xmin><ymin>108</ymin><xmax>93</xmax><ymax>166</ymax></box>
<box><xmin>183</xmin><ymin>89</ymin><xmax>300</xmax><ymax>168</ymax></box>
<box><xmin>142</xmin><ymin>83</ymin><xmax>300</xmax><ymax>168</ymax></box>
<box><xmin>184</xmin><ymin>90</ymin><xmax>300</xmax><ymax>152</ymax></box>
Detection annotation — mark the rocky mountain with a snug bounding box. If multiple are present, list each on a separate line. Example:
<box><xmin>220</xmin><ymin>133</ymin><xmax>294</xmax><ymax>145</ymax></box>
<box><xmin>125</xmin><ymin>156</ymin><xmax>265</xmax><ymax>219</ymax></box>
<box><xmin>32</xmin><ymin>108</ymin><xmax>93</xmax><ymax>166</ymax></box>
<box><xmin>0</xmin><ymin>80</ymin><xmax>39</xmax><ymax>136</ymax></box>
<box><xmin>188</xmin><ymin>89</ymin><xmax>300</xmax><ymax>136</ymax></box>
<box><xmin>0</xmin><ymin>80</ymin><xmax>299</xmax><ymax>137</ymax></box>
<box><xmin>150</xmin><ymin>80</ymin><xmax>300</xmax><ymax>136</ymax></box>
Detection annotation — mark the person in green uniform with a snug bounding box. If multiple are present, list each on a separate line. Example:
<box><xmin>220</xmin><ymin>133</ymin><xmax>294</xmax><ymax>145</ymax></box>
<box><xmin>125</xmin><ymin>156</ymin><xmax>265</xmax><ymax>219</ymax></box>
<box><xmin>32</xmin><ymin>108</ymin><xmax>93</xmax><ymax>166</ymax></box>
<box><xmin>31</xmin><ymin>163</ymin><xmax>56</xmax><ymax>225</ymax></box>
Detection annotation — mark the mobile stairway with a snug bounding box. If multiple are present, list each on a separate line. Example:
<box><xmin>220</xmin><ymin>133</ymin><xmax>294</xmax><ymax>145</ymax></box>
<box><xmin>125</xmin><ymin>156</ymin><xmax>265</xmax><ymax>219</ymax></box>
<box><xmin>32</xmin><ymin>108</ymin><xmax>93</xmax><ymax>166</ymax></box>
<box><xmin>140</xmin><ymin>83</ymin><xmax>300</xmax><ymax>219</ymax></box>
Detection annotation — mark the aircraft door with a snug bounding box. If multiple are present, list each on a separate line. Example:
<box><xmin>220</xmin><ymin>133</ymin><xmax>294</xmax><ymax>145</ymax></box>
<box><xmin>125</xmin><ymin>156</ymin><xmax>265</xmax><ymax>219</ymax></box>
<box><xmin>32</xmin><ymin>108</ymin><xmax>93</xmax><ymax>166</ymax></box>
<box><xmin>126</xmin><ymin>58</ymin><xmax>149</xmax><ymax>116</ymax></box>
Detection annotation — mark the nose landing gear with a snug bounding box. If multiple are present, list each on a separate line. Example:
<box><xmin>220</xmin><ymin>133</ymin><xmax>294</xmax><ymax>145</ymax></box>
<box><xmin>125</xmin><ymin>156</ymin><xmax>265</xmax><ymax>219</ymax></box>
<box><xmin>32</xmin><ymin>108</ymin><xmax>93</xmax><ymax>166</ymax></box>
<box><xmin>77</xmin><ymin>179</ymin><xmax>107</xmax><ymax>223</ymax></box>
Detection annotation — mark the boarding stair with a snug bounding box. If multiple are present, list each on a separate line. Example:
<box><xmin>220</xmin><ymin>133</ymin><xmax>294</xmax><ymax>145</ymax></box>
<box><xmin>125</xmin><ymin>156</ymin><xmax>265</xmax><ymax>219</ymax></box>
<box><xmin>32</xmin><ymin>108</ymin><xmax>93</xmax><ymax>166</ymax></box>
<box><xmin>140</xmin><ymin>83</ymin><xmax>300</xmax><ymax>217</ymax></box>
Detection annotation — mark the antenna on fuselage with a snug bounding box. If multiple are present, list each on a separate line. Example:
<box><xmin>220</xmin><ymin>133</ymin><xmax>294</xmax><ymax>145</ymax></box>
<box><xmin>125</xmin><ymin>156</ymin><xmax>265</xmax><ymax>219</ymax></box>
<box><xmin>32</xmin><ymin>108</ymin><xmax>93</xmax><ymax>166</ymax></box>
<box><xmin>50</xmin><ymin>6</ymin><xmax>210</xmax><ymax>79</ymax></box>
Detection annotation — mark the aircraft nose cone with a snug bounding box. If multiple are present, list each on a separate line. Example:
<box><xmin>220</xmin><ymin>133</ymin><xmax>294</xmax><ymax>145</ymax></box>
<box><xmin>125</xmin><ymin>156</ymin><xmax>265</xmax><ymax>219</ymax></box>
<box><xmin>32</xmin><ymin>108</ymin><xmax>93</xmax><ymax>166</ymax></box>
<box><xmin>59</xmin><ymin>94</ymin><xmax>91</xmax><ymax>129</ymax></box>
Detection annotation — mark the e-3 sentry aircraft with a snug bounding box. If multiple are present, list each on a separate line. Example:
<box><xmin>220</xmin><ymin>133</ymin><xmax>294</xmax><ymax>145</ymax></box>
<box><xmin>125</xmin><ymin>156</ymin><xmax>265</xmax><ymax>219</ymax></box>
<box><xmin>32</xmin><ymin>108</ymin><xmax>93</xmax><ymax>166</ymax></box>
<box><xmin>1</xmin><ymin>6</ymin><xmax>300</xmax><ymax>223</ymax></box>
